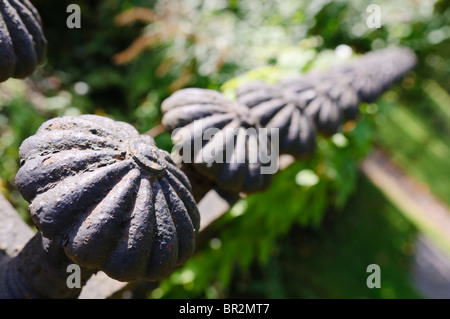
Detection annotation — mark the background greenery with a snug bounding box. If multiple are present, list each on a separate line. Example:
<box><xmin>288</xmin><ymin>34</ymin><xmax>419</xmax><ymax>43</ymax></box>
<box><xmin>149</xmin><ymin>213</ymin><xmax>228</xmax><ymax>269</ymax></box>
<box><xmin>0</xmin><ymin>0</ymin><xmax>449</xmax><ymax>298</ymax></box>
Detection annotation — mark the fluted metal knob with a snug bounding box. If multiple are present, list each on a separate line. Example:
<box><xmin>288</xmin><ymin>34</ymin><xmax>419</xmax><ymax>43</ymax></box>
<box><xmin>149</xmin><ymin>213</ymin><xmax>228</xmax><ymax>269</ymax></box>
<box><xmin>162</xmin><ymin>88</ymin><xmax>275</xmax><ymax>194</ymax></box>
<box><xmin>16</xmin><ymin>115</ymin><xmax>200</xmax><ymax>282</ymax></box>
<box><xmin>0</xmin><ymin>0</ymin><xmax>47</xmax><ymax>81</ymax></box>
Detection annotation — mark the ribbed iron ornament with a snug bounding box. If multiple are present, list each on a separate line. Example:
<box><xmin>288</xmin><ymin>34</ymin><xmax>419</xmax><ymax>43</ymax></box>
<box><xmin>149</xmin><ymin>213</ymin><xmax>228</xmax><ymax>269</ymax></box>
<box><xmin>0</xmin><ymin>0</ymin><xmax>47</xmax><ymax>82</ymax></box>
<box><xmin>16</xmin><ymin>115</ymin><xmax>200</xmax><ymax>282</ymax></box>
<box><xmin>331</xmin><ymin>47</ymin><xmax>418</xmax><ymax>103</ymax></box>
<box><xmin>279</xmin><ymin>71</ymin><xmax>361</xmax><ymax>129</ymax></box>
<box><xmin>161</xmin><ymin>88</ymin><xmax>274</xmax><ymax>194</ymax></box>
<box><xmin>236</xmin><ymin>47</ymin><xmax>417</xmax><ymax>159</ymax></box>
<box><xmin>236</xmin><ymin>81</ymin><xmax>317</xmax><ymax>159</ymax></box>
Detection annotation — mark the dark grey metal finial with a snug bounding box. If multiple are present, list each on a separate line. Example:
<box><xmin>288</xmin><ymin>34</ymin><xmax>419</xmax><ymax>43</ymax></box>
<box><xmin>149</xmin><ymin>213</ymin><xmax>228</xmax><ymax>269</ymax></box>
<box><xmin>0</xmin><ymin>0</ymin><xmax>47</xmax><ymax>82</ymax></box>
<box><xmin>0</xmin><ymin>114</ymin><xmax>199</xmax><ymax>298</ymax></box>
<box><xmin>161</xmin><ymin>88</ymin><xmax>275</xmax><ymax>195</ymax></box>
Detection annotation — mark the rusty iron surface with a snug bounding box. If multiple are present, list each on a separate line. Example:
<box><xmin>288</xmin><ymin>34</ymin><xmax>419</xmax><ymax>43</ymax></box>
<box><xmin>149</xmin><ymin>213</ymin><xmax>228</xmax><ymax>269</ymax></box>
<box><xmin>161</xmin><ymin>88</ymin><xmax>274</xmax><ymax>194</ymax></box>
<box><xmin>15</xmin><ymin>115</ymin><xmax>200</xmax><ymax>282</ymax></box>
<box><xmin>0</xmin><ymin>0</ymin><xmax>47</xmax><ymax>81</ymax></box>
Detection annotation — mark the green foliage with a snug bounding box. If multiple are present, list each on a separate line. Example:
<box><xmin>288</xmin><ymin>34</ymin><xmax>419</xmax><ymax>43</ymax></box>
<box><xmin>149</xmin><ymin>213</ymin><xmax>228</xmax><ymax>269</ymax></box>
<box><xmin>0</xmin><ymin>80</ymin><xmax>47</xmax><ymax>221</ymax></box>
<box><xmin>229</xmin><ymin>177</ymin><xmax>421</xmax><ymax>299</ymax></box>
<box><xmin>154</xmin><ymin>107</ymin><xmax>375</xmax><ymax>298</ymax></box>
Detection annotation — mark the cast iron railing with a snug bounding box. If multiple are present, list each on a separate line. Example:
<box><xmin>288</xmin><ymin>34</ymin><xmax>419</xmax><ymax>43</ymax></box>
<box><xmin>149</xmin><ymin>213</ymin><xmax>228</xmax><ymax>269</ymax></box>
<box><xmin>0</xmin><ymin>0</ymin><xmax>417</xmax><ymax>298</ymax></box>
